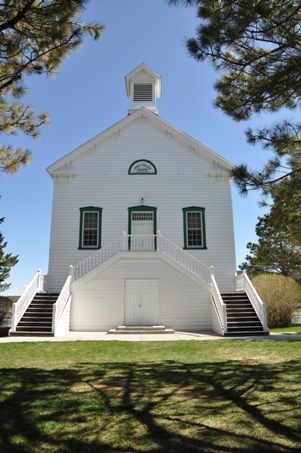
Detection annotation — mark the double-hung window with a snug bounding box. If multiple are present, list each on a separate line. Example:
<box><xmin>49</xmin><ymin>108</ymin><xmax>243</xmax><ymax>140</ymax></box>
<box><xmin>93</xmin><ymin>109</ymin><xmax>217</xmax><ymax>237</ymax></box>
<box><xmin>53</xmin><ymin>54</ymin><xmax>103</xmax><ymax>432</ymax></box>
<box><xmin>183</xmin><ymin>207</ymin><xmax>207</xmax><ymax>250</ymax></box>
<box><xmin>78</xmin><ymin>207</ymin><xmax>102</xmax><ymax>250</ymax></box>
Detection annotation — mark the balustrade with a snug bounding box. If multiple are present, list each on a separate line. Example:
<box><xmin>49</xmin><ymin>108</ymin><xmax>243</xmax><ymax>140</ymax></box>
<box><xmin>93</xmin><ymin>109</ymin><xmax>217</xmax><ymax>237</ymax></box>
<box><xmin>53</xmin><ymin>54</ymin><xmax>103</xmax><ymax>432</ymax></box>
<box><xmin>71</xmin><ymin>233</ymin><xmax>213</xmax><ymax>287</ymax></box>
<box><xmin>10</xmin><ymin>270</ymin><xmax>48</xmax><ymax>332</ymax></box>
<box><xmin>52</xmin><ymin>274</ymin><xmax>72</xmax><ymax>333</ymax></box>
<box><xmin>235</xmin><ymin>271</ymin><xmax>268</xmax><ymax>330</ymax></box>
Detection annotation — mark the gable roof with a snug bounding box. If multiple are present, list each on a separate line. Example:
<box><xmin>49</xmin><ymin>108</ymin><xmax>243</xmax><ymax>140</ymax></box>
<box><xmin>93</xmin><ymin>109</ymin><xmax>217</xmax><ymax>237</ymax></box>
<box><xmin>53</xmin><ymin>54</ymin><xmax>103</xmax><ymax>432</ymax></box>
<box><xmin>47</xmin><ymin>107</ymin><xmax>235</xmax><ymax>175</ymax></box>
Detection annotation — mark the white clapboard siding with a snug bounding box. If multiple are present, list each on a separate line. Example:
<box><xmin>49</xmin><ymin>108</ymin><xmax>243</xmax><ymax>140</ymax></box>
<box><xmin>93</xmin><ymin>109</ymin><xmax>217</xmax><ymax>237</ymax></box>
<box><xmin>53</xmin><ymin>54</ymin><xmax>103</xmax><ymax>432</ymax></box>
<box><xmin>70</xmin><ymin>256</ymin><xmax>211</xmax><ymax>332</ymax></box>
<box><xmin>48</xmin><ymin>118</ymin><xmax>236</xmax><ymax>294</ymax></box>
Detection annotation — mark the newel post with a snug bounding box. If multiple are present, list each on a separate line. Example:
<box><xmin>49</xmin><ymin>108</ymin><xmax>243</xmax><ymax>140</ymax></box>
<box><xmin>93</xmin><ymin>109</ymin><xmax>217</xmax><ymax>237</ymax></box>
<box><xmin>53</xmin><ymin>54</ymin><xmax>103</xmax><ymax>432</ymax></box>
<box><xmin>37</xmin><ymin>269</ymin><xmax>42</xmax><ymax>291</ymax></box>
<box><xmin>69</xmin><ymin>265</ymin><xmax>74</xmax><ymax>288</ymax></box>
<box><xmin>157</xmin><ymin>231</ymin><xmax>161</xmax><ymax>252</ymax></box>
<box><xmin>242</xmin><ymin>270</ymin><xmax>247</xmax><ymax>291</ymax></box>
<box><xmin>122</xmin><ymin>231</ymin><xmax>127</xmax><ymax>251</ymax></box>
<box><xmin>52</xmin><ymin>304</ymin><xmax>57</xmax><ymax>333</ymax></box>
<box><xmin>11</xmin><ymin>303</ymin><xmax>17</xmax><ymax>332</ymax></box>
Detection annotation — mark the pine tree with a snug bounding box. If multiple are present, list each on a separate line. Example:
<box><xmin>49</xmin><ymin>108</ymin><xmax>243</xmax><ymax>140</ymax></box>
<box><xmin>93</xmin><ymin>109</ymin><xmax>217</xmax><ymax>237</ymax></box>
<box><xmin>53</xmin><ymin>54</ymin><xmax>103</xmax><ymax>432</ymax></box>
<box><xmin>167</xmin><ymin>0</ymin><xmax>301</xmax><ymax>195</ymax></box>
<box><xmin>239</xmin><ymin>213</ymin><xmax>301</xmax><ymax>278</ymax></box>
<box><xmin>0</xmin><ymin>217</ymin><xmax>18</xmax><ymax>292</ymax></box>
<box><xmin>0</xmin><ymin>0</ymin><xmax>104</xmax><ymax>173</ymax></box>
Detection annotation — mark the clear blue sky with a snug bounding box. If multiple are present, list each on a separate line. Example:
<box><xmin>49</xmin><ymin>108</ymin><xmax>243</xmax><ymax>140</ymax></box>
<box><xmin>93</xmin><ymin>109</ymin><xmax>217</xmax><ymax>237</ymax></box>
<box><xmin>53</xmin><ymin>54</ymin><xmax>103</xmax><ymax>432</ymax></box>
<box><xmin>2</xmin><ymin>0</ymin><xmax>270</xmax><ymax>295</ymax></box>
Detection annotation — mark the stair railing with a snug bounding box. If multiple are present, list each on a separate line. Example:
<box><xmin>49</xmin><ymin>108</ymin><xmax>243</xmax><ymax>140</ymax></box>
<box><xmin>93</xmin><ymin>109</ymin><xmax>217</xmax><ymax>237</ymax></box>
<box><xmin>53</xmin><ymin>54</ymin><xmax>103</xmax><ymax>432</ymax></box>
<box><xmin>10</xmin><ymin>270</ymin><xmax>49</xmax><ymax>332</ymax></box>
<box><xmin>72</xmin><ymin>234</ymin><xmax>125</xmax><ymax>282</ymax></box>
<box><xmin>127</xmin><ymin>234</ymin><xmax>156</xmax><ymax>251</ymax></box>
<box><xmin>52</xmin><ymin>271</ymin><xmax>72</xmax><ymax>333</ymax></box>
<box><xmin>235</xmin><ymin>271</ymin><xmax>268</xmax><ymax>331</ymax></box>
<box><xmin>157</xmin><ymin>232</ymin><xmax>212</xmax><ymax>285</ymax></box>
<box><xmin>210</xmin><ymin>269</ymin><xmax>227</xmax><ymax>334</ymax></box>
<box><xmin>71</xmin><ymin>232</ymin><xmax>213</xmax><ymax>287</ymax></box>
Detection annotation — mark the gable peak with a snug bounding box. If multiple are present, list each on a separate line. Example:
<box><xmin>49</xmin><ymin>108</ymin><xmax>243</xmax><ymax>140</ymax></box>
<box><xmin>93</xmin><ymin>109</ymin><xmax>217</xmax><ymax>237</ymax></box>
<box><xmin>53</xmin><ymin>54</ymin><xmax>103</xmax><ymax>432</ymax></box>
<box><xmin>125</xmin><ymin>63</ymin><xmax>162</xmax><ymax>115</ymax></box>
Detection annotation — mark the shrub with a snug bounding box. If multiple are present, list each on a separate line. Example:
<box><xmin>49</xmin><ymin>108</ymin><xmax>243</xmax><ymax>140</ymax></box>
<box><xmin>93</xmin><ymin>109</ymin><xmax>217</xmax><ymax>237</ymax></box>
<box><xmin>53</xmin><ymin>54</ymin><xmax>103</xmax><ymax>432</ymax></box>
<box><xmin>0</xmin><ymin>296</ymin><xmax>12</xmax><ymax>327</ymax></box>
<box><xmin>252</xmin><ymin>274</ymin><xmax>301</xmax><ymax>328</ymax></box>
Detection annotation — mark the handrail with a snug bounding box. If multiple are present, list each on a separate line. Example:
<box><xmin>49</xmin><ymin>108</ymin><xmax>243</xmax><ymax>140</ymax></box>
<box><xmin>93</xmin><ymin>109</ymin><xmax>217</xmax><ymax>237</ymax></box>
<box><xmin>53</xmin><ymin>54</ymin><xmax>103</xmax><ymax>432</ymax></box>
<box><xmin>72</xmin><ymin>234</ymin><xmax>124</xmax><ymax>282</ymax></box>
<box><xmin>52</xmin><ymin>273</ymin><xmax>72</xmax><ymax>333</ymax></box>
<box><xmin>10</xmin><ymin>270</ymin><xmax>49</xmax><ymax>332</ymax></box>
<box><xmin>210</xmin><ymin>272</ymin><xmax>227</xmax><ymax>333</ymax></box>
<box><xmin>157</xmin><ymin>232</ymin><xmax>212</xmax><ymax>285</ymax></box>
<box><xmin>71</xmin><ymin>232</ymin><xmax>213</xmax><ymax>286</ymax></box>
<box><xmin>128</xmin><ymin>234</ymin><xmax>156</xmax><ymax>251</ymax></box>
<box><xmin>235</xmin><ymin>271</ymin><xmax>268</xmax><ymax>331</ymax></box>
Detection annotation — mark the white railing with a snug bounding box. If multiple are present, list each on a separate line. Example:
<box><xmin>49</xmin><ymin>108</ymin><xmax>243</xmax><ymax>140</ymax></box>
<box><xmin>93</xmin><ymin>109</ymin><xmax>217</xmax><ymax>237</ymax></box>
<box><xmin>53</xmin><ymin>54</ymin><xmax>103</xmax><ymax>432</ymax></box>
<box><xmin>157</xmin><ymin>232</ymin><xmax>212</xmax><ymax>285</ymax></box>
<box><xmin>235</xmin><ymin>271</ymin><xmax>268</xmax><ymax>331</ymax></box>
<box><xmin>72</xmin><ymin>234</ymin><xmax>125</xmax><ymax>282</ymax></box>
<box><xmin>10</xmin><ymin>270</ymin><xmax>49</xmax><ymax>332</ymax></box>
<box><xmin>71</xmin><ymin>232</ymin><xmax>213</xmax><ymax>286</ymax></box>
<box><xmin>210</xmin><ymin>272</ymin><xmax>227</xmax><ymax>333</ymax></box>
<box><xmin>128</xmin><ymin>234</ymin><xmax>156</xmax><ymax>251</ymax></box>
<box><xmin>52</xmin><ymin>272</ymin><xmax>72</xmax><ymax>333</ymax></box>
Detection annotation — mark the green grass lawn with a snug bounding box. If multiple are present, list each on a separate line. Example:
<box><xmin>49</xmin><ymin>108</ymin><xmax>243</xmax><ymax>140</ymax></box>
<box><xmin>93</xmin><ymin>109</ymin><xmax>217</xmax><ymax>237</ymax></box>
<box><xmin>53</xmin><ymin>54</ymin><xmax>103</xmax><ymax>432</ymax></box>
<box><xmin>0</xmin><ymin>341</ymin><xmax>301</xmax><ymax>452</ymax></box>
<box><xmin>270</xmin><ymin>323</ymin><xmax>301</xmax><ymax>334</ymax></box>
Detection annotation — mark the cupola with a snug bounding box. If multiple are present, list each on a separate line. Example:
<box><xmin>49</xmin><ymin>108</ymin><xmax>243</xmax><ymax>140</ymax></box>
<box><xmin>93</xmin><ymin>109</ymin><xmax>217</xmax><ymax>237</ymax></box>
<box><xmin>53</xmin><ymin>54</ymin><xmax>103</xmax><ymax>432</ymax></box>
<box><xmin>125</xmin><ymin>63</ymin><xmax>162</xmax><ymax>115</ymax></box>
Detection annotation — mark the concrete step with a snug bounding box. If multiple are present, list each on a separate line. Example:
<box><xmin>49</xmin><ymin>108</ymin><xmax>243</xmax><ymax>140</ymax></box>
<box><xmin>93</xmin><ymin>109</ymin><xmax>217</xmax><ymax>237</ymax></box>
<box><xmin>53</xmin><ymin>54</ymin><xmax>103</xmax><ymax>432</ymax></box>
<box><xmin>107</xmin><ymin>325</ymin><xmax>175</xmax><ymax>334</ymax></box>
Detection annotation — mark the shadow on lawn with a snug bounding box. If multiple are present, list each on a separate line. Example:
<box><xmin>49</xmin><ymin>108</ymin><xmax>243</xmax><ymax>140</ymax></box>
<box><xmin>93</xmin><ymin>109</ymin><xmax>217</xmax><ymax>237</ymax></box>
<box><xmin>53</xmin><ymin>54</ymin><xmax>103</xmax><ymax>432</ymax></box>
<box><xmin>0</xmin><ymin>359</ymin><xmax>300</xmax><ymax>453</ymax></box>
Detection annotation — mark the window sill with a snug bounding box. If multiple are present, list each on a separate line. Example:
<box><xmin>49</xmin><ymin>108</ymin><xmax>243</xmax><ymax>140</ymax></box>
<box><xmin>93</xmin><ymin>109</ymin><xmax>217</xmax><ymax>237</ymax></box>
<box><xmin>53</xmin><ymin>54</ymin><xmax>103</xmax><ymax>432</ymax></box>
<box><xmin>78</xmin><ymin>246</ymin><xmax>101</xmax><ymax>250</ymax></box>
<box><xmin>183</xmin><ymin>247</ymin><xmax>207</xmax><ymax>250</ymax></box>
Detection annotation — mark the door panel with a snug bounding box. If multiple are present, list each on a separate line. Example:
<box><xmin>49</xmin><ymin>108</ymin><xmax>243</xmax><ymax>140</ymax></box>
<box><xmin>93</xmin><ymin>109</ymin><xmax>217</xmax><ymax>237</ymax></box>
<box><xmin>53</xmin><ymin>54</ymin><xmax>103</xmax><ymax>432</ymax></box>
<box><xmin>125</xmin><ymin>280</ymin><xmax>158</xmax><ymax>325</ymax></box>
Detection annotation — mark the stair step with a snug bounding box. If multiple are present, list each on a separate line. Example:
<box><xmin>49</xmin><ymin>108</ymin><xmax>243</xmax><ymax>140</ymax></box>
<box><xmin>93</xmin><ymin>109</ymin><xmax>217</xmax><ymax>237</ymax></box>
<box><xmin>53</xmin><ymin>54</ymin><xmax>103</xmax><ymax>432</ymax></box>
<box><xmin>23</xmin><ymin>310</ymin><xmax>52</xmax><ymax>318</ymax></box>
<box><xmin>227</xmin><ymin>316</ymin><xmax>259</xmax><ymax>321</ymax></box>
<box><xmin>22</xmin><ymin>315</ymin><xmax>52</xmax><ymax>321</ymax></box>
<box><xmin>224</xmin><ymin>301</ymin><xmax>251</xmax><ymax>305</ymax></box>
<box><xmin>228</xmin><ymin>323</ymin><xmax>263</xmax><ymax>328</ymax></box>
<box><xmin>16</xmin><ymin>326</ymin><xmax>52</xmax><ymax>332</ymax></box>
<box><xmin>10</xmin><ymin>331</ymin><xmax>55</xmax><ymax>337</ymax></box>
<box><xmin>224</xmin><ymin>331</ymin><xmax>269</xmax><ymax>337</ymax></box>
<box><xmin>18</xmin><ymin>318</ymin><xmax>52</xmax><ymax>326</ymax></box>
<box><xmin>227</xmin><ymin>326</ymin><xmax>264</xmax><ymax>332</ymax></box>
<box><xmin>107</xmin><ymin>325</ymin><xmax>175</xmax><ymax>335</ymax></box>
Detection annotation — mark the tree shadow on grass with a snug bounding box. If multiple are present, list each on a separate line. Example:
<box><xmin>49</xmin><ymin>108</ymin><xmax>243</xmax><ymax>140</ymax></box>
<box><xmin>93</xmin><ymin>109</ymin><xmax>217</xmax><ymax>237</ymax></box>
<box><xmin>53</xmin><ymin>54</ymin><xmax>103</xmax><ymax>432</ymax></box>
<box><xmin>0</xmin><ymin>359</ymin><xmax>300</xmax><ymax>453</ymax></box>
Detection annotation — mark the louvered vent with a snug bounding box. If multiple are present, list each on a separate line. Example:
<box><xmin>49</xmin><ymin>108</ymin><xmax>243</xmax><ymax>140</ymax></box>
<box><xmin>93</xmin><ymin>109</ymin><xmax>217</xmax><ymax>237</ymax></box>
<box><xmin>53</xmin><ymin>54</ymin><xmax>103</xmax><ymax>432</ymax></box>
<box><xmin>133</xmin><ymin>84</ymin><xmax>153</xmax><ymax>102</ymax></box>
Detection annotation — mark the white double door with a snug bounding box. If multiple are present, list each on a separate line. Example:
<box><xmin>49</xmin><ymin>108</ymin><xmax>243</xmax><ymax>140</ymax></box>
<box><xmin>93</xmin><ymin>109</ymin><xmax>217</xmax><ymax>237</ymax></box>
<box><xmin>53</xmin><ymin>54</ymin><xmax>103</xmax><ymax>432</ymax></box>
<box><xmin>125</xmin><ymin>280</ymin><xmax>158</xmax><ymax>325</ymax></box>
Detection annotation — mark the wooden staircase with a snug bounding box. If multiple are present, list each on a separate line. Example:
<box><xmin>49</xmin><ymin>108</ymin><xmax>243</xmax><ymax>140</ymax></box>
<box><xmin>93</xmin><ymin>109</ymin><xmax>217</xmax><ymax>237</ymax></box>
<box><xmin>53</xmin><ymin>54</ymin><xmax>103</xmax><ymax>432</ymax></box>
<box><xmin>221</xmin><ymin>292</ymin><xmax>269</xmax><ymax>336</ymax></box>
<box><xmin>10</xmin><ymin>293</ymin><xmax>59</xmax><ymax>337</ymax></box>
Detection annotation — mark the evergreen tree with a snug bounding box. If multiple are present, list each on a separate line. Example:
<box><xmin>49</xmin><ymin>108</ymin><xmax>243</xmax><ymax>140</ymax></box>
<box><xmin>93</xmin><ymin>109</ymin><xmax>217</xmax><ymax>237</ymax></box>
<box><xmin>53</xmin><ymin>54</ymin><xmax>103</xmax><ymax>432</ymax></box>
<box><xmin>167</xmin><ymin>0</ymin><xmax>301</xmax><ymax>195</ymax></box>
<box><xmin>239</xmin><ymin>213</ymin><xmax>301</xmax><ymax>277</ymax></box>
<box><xmin>0</xmin><ymin>217</ymin><xmax>18</xmax><ymax>292</ymax></box>
<box><xmin>240</xmin><ymin>160</ymin><xmax>301</xmax><ymax>277</ymax></box>
<box><xmin>0</xmin><ymin>0</ymin><xmax>104</xmax><ymax>173</ymax></box>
